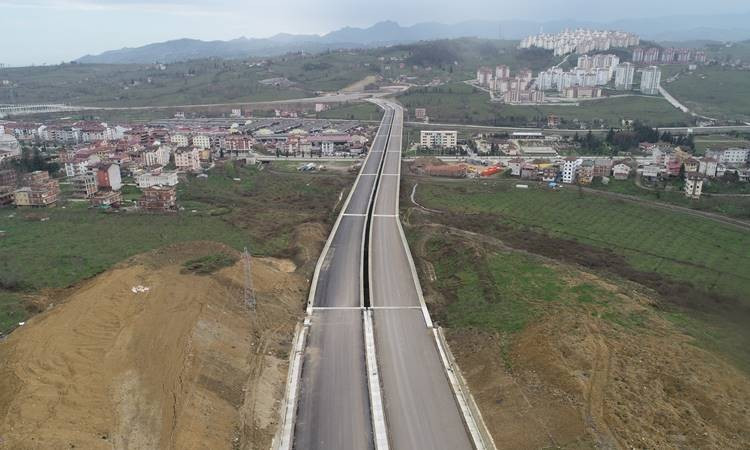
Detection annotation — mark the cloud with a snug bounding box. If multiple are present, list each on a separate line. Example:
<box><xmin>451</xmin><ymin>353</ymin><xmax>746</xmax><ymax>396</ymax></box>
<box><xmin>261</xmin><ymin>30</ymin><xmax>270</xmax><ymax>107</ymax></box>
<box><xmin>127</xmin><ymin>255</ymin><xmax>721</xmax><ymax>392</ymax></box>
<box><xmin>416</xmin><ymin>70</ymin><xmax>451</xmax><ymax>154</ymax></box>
<box><xmin>0</xmin><ymin>0</ymin><xmax>232</xmax><ymax>16</ymax></box>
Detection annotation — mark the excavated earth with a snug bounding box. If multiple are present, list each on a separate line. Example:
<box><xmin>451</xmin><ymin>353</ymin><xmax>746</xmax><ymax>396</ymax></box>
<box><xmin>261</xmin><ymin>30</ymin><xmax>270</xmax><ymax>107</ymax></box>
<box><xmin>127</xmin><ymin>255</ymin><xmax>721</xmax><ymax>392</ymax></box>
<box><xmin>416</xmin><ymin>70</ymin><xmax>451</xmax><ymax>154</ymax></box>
<box><xmin>0</xmin><ymin>237</ymin><xmax>325</xmax><ymax>450</ymax></box>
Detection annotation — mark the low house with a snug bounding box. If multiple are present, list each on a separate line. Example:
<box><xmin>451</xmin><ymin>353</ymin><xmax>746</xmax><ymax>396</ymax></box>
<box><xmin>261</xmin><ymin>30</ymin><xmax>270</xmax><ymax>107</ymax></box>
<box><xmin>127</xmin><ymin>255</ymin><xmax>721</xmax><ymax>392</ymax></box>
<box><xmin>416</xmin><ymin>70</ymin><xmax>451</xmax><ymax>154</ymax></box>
<box><xmin>576</xmin><ymin>160</ymin><xmax>595</xmax><ymax>185</ymax></box>
<box><xmin>0</xmin><ymin>186</ymin><xmax>14</xmax><ymax>206</ymax></box>
<box><xmin>0</xmin><ymin>169</ymin><xmax>17</xmax><ymax>188</ymax></box>
<box><xmin>698</xmin><ymin>157</ymin><xmax>718</xmax><ymax>177</ymax></box>
<box><xmin>138</xmin><ymin>186</ymin><xmax>177</xmax><ymax>212</ymax></box>
<box><xmin>14</xmin><ymin>171</ymin><xmax>60</xmax><ymax>207</ymax></box>
<box><xmin>664</xmin><ymin>156</ymin><xmax>682</xmax><ymax>177</ymax></box>
<box><xmin>507</xmin><ymin>158</ymin><xmax>525</xmax><ymax>176</ymax></box>
<box><xmin>684</xmin><ymin>157</ymin><xmax>700</xmax><ymax>173</ymax></box>
<box><xmin>520</xmin><ymin>163</ymin><xmax>538</xmax><ymax>179</ymax></box>
<box><xmin>94</xmin><ymin>163</ymin><xmax>122</xmax><ymax>191</ymax></box>
<box><xmin>136</xmin><ymin>171</ymin><xmax>179</xmax><ymax>188</ymax></box>
<box><xmin>73</xmin><ymin>173</ymin><xmax>98</xmax><ymax>198</ymax></box>
<box><xmin>175</xmin><ymin>148</ymin><xmax>201</xmax><ymax>172</ymax></box>
<box><xmin>541</xmin><ymin>167</ymin><xmax>558</xmax><ymax>182</ymax></box>
<box><xmin>642</xmin><ymin>164</ymin><xmax>661</xmax><ymax>180</ymax></box>
<box><xmin>612</xmin><ymin>163</ymin><xmax>631</xmax><ymax>180</ymax></box>
<box><xmin>592</xmin><ymin>159</ymin><xmax>613</xmax><ymax>178</ymax></box>
<box><xmin>90</xmin><ymin>190</ymin><xmax>123</xmax><ymax>208</ymax></box>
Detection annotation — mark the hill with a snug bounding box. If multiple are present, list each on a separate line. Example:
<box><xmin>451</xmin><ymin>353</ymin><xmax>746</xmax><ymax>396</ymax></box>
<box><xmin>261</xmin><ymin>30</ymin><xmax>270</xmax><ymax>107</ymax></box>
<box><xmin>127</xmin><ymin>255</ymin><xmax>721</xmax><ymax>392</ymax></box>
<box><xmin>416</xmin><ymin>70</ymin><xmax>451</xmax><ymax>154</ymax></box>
<box><xmin>1</xmin><ymin>39</ymin><xmax>555</xmax><ymax>108</ymax></box>
<box><xmin>74</xmin><ymin>14</ymin><xmax>750</xmax><ymax>65</ymax></box>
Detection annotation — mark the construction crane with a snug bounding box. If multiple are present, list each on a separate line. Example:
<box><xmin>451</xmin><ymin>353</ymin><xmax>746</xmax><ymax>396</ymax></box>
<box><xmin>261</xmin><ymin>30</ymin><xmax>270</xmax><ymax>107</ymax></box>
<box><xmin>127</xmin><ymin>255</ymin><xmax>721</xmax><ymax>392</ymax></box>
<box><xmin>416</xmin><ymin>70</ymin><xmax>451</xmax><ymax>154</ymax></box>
<box><xmin>243</xmin><ymin>247</ymin><xmax>256</xmax><ymax>310</ymax></box>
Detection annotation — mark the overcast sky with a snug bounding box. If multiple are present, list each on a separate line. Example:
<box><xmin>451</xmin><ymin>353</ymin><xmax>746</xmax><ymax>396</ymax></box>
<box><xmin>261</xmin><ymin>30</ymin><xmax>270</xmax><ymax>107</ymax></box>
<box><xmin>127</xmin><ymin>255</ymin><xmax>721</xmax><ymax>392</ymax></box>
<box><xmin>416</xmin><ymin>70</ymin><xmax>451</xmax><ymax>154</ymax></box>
<box><xmin>1</xmin><ymin>0</ymin><xmax>749</xmax><ymax>66</ymax></box>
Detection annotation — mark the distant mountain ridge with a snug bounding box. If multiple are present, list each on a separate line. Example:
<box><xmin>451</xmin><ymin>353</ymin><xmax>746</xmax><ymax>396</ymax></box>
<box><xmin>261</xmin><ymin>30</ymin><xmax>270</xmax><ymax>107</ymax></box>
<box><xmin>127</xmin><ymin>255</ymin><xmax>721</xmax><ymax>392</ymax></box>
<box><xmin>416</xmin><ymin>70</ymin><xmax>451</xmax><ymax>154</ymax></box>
<box><xmin>76</xmin><ymin>13</ymin><xmax>750</xmax><ymax>64</ymax></box>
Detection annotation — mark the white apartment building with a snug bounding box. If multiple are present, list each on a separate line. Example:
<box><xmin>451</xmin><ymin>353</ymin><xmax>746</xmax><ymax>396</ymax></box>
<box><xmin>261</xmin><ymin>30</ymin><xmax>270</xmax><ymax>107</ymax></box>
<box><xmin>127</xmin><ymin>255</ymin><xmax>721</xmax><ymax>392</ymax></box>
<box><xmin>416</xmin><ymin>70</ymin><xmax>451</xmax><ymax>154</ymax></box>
<box><xmin>717</xmin><ymin>148</ymin><xmax>750</xmax><ymax>165</ymax></box>
<box><xmin>521</xmin><ymin>29</ymin><xmax>639</xmax><ymax>56</ymax></box>
<box><xmin>143</xmin><ymin>146</ymin><xmax>171</xmax><ymax>167</ymax></box>
<box><xmin>136</xmin><ymin>171</ymin><xmax>179</xmax><ymax>188</ymax></box>
<box><xmin>420</xmin><ymin>130</ymin><xmax>458</xmax><ymax>148</ymax></box>
<box><xmin>170</xmin><ymin>134</ymin><xmax>190</xmax><ymax>148</ymax></box>
<box><xmin>476</xmin><ymin>67</ymin><xmax>493</xmax><ymax>86</ymax></box>
<box><xmin>614</xmin><ymin>63</ymin><xmax>635</xmax><ymax>90</ymax></box>
<box><xmin>684</xmin><ymin>174</ymin><xmax>704</xmax><ymax>199</ymax></box>
<box><xmin>174</xmin><ymin>148</ymin><xmax>201</xmax><ymax>172</ymax></box>
<box><xmin>64</xmin><ymin>155</ymin><xmax>101</xmax><ymax>177</ymax></box>
<box><xmin>321</xmin><ymin>141</ymin><xmax>335</xmax><ymax>155</ymax></box>
<box><xmin>495</xmin><ymin>65</ymin><xmax>510</xmax><ymax>79</ymax></box>
<box><xmin>640</xmin><ymin>66</ymin><xmax>661</xmax><ymax>95</ymax></box>
<box><xmin>562</xmin><ymin>157</ymin><xmax>582</xmax><ymax>183</ymax></box>
<box><xmin>192</xmin><ymin>135</ymin><xmax>211</xmax><ymax>149</ymax></box>
<box><xmin>698</xmin><ymin>157</ymin><xmax>719</xmax><ymax>177</ymax></box>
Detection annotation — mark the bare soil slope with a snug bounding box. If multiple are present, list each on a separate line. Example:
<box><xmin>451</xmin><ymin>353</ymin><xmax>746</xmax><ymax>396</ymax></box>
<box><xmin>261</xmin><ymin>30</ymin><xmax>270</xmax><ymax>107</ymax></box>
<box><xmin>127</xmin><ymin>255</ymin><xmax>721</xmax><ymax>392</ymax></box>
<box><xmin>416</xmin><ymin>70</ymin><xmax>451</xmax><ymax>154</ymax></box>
<box><xmin>0</xmin><ymin>241</ymin><xmax>309</xmax><ymax>450</ymax></box>
<box><xmin>412</xmin><ymin>225</ymin><xmax>750</xmax><ymax>449</ymax></box>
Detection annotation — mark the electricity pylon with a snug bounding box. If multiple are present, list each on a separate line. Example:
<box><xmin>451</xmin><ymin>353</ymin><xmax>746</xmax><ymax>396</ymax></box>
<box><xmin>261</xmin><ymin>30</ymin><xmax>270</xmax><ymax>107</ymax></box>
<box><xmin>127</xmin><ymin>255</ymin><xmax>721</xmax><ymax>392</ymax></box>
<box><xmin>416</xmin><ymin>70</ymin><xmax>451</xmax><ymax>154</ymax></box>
<box><xmin>243</xmin><ymin>247</ymin><xmax>256</xmax><ymax>310</ymax></box>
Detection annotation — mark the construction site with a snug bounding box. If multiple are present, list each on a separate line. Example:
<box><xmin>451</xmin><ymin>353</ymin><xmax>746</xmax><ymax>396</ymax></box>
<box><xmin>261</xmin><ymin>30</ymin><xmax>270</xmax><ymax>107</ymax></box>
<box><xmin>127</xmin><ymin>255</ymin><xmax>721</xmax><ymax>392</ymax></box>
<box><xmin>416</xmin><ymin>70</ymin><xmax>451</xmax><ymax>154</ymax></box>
<box><xmin>0</xmin><ymin>241</ymin><xmax>310</xmax><ymax>449</ymax></box>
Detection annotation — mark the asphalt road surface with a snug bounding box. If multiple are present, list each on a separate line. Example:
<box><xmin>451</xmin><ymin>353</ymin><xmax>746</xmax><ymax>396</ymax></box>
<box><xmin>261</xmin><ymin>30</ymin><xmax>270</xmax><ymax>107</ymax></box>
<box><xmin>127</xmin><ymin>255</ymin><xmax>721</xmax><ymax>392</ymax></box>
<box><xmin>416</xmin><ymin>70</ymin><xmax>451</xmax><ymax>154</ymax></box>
<box><xmin>370</xmin><ymin>103</ymin><xmax>474</xmax><ymax>450</ymax></box>
<box><xmin>293</xmin><ymin>106</ymin><xmax>394</xmax><ymax>450</ymax></box>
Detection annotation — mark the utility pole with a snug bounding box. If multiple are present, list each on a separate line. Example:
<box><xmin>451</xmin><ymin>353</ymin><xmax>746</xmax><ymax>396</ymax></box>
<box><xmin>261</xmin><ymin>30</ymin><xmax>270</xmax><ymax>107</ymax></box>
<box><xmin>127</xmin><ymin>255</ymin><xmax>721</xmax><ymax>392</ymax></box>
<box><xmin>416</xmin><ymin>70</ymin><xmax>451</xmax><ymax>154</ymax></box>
<box><xmin>243</xmin><ymin>247</ymin><xmax>256</xmax><ymax>310</ymax></box>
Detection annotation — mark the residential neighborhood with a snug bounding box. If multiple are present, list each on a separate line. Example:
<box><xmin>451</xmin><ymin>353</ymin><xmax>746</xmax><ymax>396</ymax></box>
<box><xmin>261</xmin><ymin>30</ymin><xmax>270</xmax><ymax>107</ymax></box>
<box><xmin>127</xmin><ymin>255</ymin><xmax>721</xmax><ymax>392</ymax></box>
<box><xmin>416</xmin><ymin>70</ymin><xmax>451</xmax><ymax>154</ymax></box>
<box><xmin>0</xmin><ymin>115</ymin><xmax>377</xmax><ymax>211</ymax></box>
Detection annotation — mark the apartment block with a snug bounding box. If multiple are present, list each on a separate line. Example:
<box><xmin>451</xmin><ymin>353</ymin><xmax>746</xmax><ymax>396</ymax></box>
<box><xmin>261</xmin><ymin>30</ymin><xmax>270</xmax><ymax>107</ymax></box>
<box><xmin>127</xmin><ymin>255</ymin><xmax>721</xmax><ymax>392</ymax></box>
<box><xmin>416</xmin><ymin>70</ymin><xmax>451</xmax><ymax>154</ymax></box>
<box><xmin>420</xmin><ymin>130</ymin><xmax>458</xmax><ymax>148</ymax></box>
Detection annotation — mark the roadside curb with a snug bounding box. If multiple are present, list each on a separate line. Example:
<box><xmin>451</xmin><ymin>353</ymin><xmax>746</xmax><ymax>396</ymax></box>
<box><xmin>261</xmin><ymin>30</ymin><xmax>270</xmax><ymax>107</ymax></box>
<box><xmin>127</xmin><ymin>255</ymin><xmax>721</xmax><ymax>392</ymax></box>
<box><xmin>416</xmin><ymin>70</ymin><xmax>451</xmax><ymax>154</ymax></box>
<box><xmin>272</xmin><ymin>321</ymin><xmax>308</xmax><ymax>450</ymax></box>
<box><xmin>433</xmin><ymin>327</ymin><xmax>497</xmax><ymax>450</ymax></box>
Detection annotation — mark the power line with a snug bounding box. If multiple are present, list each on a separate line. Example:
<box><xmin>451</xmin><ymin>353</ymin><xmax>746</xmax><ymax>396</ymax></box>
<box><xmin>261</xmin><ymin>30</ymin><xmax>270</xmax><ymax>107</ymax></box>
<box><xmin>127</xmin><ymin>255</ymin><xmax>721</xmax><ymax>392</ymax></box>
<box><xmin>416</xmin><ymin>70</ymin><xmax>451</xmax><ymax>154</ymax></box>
<box><xmin>243</xmin><ymin>247</ymin><xmax>256</xmax><ymax>310</ymax></box>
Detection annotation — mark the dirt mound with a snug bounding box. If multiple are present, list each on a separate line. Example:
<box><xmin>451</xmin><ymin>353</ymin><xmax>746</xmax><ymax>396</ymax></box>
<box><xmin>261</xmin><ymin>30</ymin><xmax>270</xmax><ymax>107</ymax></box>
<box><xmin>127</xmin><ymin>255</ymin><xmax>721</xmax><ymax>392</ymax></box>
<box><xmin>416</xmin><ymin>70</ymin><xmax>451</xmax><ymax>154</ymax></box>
<box><xmin>0</xmin><ymin>242</ymin><xmax>308</xmax><ymax>449</ymax></box>
<box><xmin>442</xmin><ymin>261</ymin><xmax>750</xmax><ymax>449</ymax></box>
<box><xmin>408</xmin><ymin>156</ymin><xmax>447</xmax><ymax>174</ymax></box>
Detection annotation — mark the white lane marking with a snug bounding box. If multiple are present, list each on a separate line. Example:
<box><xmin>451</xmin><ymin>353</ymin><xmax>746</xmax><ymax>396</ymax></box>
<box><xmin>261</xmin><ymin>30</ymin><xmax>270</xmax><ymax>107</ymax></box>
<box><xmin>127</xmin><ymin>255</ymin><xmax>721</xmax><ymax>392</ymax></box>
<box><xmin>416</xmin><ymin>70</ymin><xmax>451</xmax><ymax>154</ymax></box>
<box><xmin>369</xmin><ymin>306</ymin><xmax>422</xmax><ymax>310</ymax></box>
<box><xmin>342</xmin><ymin>213</ymin><xmax>367</xmax><ymax>217</ymax></box>
<box><xmin>373</xmin><ymin>214</ymin><xmax>397</xmax><ymax>218</ymax></box>
<box><xmin>361</xmin><ymin>173</ymin><xmax>379</xmax><ymax>176</ymax></box>
<box><xmin>311</xmin><ymin>306</ymin><xmax>364</xmax><ymax>310</ymax></box>
<box><xmin>380</xmin><ymin>173</ymin><xmax>399</xmax><ymax>176</ymax></box>
<box><xmin>364</xmin><ymin>310</ymin><xmax>390</xmax><ymax>450</ymax></box>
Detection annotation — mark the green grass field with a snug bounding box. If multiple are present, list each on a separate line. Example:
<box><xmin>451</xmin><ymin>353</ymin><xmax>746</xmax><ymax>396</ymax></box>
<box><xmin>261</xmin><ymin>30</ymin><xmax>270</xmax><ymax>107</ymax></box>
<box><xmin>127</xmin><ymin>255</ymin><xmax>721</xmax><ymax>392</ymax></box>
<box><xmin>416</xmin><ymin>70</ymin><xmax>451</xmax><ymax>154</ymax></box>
<box><xmin>412</xmin><ymin>179</ymin><xmax>750</xmax><ymax>372</ymax></box>
<box><xmin>694</xmin><ymin>134</ymin><xmax>750</xmax><ymax>154</ymax></box>
<box><xmin>663</xmin><ymin>65</ymin><xmax>750</xmax><ymax>121</ymax></box>
<box><xmin>0</xmin><ymin>293</ymin><xmax>29</xmax><ymax>336</ymax></box>
<box><xmin>415</xmin><ymin>180</ymin><xmax>750</xmax><ymax>302</ymax></box>
<box><xmin>589</xmin><ymin>178</ymin><xmax>750</xmax><ymax>219</ymax></box>
<box><xmin>397</xmin><ymin>82</ymin><xmax>691</xmax><ymax>128</ymax></box>
<box><xmin>317</xmin><ymin>102</ymin><xmax>382</xmax><ymax>121</ymax></box>
<box><xmin>0</xmin><ymin>163</ymin><xmax>352</xmax><ymax>334</ymax></box>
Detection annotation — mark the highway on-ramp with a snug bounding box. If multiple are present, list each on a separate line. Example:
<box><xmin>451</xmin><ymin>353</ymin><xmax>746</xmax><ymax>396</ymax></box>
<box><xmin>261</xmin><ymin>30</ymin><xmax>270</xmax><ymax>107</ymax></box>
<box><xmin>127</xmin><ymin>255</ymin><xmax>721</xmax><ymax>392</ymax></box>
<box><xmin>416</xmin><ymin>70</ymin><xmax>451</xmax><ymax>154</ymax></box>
<box><xmin>293</xmin><ymin>106</ymin><xmax>394</xmax><ymax>450</ymax></box>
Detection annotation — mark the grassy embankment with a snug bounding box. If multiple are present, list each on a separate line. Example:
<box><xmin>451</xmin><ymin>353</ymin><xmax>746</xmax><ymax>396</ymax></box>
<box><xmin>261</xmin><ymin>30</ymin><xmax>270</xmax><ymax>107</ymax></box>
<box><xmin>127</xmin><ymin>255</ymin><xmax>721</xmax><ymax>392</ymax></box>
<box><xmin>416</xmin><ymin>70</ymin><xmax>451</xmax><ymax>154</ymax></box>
<box><xmin>0</xmin><ymin>163</ymin><xmax>353</xmax><ymax>334</ymax></box>
<box><xmin>663</xmin><ymin>65</ymin><xmax>750</xmax><ymax>121</ymax></box>
<box><xmin>407</xmin><ymin>179</ymin><xmax>750</xmax><ymax>372</ymax></box>
<box><xmin>396</xmin><ymin>82</ymin><xmax>692</xmax><ymax>128</ymax></box>
<box><xmin>588</xmin><ymin>177</ymin><xmax>750</xmax><ymax>219</ymax></box>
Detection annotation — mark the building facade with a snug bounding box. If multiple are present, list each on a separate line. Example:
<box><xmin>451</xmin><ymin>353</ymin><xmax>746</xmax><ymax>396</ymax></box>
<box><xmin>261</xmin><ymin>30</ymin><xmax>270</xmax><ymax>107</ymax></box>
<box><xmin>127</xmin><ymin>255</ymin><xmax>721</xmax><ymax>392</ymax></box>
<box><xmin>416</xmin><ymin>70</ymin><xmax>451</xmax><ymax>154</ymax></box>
<box><xmin>420</xmin><ymin>130</ymin><xmax>458</xmax><ymax>148</ymax></box>
<box><xmin>614</xmin><ymin>63</ymin><xmax>635</xmax><ymax>90</ymax></box>
<box><xmin>640</xmin><ymin>66</ymin><xmax>662</xmax><ymax>95</ymax></box>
